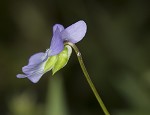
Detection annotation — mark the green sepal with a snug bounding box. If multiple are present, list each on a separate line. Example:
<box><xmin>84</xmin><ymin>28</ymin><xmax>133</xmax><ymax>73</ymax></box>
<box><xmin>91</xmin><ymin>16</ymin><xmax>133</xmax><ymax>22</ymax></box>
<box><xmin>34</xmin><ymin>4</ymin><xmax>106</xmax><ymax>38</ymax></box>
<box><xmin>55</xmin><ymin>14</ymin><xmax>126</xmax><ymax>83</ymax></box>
<box><xmin>44</xmin><ymin>55</ymin><xmax>58</xmax><ymax>73</ymax></box>
<box><xmin>52</xmin><ymin>45</ymin><xmax>72</xmax><ymax>75</ymax></box>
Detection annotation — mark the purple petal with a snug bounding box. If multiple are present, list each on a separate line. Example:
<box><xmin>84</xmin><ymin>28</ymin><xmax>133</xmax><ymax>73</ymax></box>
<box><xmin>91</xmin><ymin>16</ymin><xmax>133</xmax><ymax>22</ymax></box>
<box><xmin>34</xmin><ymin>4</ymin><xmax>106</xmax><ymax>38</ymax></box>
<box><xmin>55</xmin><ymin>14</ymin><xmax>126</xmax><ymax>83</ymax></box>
<box><xmin>29</xmin><ymin>52</ymin><xmax>47</xmax><ymax>65</ymax></box>
<box><xmin>27</xmin><ymin>71</ymin><xmax>44</xmax><ymax>83</ymax></box>
<box><xmin>16</xmin><ymin>51</ymin><xmax>49</xmax><ymax>83</ymax></box>
<box><xmin>61</xmin><ymin>20</ymin><xmax>87</xmax><ymax>43</ymax></box>
<box><xmin>53</xmin><ymin>24</ymin><xmax>64</xmax><ymax>33</ymax></box>
<box><xmin>17</xmin><ymin>69</ymin><xmax>44</xmax><ymax>83</ymax></box>
<box><xmin>19</xmin><ymin>61</ymin><xmax>46</xmax><ymax>83</ymax></box>
<box><xmin>22</xmin><ymin>52</ymin><xmax>48</xmax><ymax>74</ymax></box>
<box><xmin>22</xmin><ymin>64</ymin><xmax>40</xmax><ymax>75</ymax></box>
<box><xmin>17</xmin><ymin>70</ymin><xmax>44</xmax><ymax>83</ymax></box>
<box><xmin>49</xmin><ymin>27</ymin><xmax>64</xmax><ymax>56</ymax></box>
<box><xmin>17</xmin><ymin>74</ymin><xmax>27</xmax><ymax>78</ymax></box>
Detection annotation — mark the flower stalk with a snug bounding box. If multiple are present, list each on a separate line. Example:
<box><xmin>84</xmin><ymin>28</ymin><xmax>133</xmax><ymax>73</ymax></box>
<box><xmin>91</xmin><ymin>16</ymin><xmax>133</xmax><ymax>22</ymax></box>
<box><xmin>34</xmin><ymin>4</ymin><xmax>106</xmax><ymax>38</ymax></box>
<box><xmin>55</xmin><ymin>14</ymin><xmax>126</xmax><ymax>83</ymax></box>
<box><xmin>65</xmin><ymin>42</ymin><xmax>110</xmax><ymax>115</ymax></box>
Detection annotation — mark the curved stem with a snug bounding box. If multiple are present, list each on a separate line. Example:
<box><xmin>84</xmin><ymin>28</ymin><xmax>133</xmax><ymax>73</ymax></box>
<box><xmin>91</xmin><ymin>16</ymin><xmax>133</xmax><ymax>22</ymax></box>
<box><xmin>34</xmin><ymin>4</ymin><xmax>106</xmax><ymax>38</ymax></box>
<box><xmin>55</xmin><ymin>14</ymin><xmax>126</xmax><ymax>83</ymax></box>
<box><xmin>65</xmin><ymin>42</ymin><xmax>110</xmax><ymax>115</ymax></box>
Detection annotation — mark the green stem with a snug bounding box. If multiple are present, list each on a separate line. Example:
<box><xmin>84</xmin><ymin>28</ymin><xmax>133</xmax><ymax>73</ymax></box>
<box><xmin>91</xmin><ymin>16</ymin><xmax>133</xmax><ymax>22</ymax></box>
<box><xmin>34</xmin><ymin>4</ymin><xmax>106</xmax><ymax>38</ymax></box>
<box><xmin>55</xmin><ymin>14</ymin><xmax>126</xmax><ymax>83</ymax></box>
<box><xmin>65</xmin><ymin>42</ymin><xmax>110</xmax><ymax>115</ymax></box>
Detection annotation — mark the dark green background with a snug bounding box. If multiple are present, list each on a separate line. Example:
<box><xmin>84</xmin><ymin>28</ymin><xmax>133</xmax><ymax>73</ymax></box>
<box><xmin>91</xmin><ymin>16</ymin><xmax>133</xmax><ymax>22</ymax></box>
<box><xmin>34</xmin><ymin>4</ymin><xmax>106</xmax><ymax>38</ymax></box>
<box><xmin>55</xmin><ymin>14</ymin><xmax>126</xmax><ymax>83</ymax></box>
<box><xmin>1</xmin><ymin>0</ymin><xmax>150</xmax><ymax>115</ymax></box>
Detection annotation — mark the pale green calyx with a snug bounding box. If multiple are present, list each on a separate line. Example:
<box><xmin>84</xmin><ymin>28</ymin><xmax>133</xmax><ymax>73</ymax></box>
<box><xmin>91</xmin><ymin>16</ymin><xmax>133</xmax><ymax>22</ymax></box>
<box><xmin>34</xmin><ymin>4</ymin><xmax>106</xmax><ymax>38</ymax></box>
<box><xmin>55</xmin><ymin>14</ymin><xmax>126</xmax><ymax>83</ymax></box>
<box><xmin>44</xmin><ymin>45</ymin><xmax>72</xmax><ymax>75</ymax></box>
<box><xmin>52</xmin><ymin>45</ymin><xmax>72</xmax><ymax>75</ymax></box>
<box><xmin>44</xmin><ymin>55</ymin><xmax>58</xmax><ymax>72</ymax></box>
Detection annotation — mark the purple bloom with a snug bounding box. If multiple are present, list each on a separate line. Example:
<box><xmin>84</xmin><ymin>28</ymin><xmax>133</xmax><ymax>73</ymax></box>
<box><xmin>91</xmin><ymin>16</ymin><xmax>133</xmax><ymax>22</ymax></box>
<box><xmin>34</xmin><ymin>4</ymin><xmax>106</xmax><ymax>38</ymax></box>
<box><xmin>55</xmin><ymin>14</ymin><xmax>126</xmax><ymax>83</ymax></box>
<box><xmin>17</xmin><ymin>20</ymin><xmax>87</xmax><ymax>83</ymax></box>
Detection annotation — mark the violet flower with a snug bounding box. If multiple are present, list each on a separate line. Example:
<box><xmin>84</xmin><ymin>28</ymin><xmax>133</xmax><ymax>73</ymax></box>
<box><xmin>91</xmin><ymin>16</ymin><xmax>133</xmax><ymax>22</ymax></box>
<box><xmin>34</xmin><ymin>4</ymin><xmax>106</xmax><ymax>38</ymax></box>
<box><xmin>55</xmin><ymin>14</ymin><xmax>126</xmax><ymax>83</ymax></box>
<box><xmin>17</xmin><ymin>20</ymin><xmax>87</xmax><ymax>83</ymax></box>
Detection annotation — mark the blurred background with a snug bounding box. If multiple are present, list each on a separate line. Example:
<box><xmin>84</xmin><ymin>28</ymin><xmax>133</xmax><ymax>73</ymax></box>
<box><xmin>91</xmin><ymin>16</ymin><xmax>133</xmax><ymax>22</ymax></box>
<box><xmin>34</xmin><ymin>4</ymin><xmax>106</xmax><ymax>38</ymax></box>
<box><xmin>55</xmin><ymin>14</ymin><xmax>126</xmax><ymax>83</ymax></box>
<box><xmin>0</xmin><ymin>0</ymin><xmax>150</xmax><ymax>115</ymax></box>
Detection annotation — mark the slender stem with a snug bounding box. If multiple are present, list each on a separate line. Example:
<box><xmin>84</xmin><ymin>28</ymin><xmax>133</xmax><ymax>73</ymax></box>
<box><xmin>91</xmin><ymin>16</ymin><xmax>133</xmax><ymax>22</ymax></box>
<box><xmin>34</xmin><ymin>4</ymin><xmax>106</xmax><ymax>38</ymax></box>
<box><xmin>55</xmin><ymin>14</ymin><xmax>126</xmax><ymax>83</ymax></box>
<box><xmin>65</xmin><ymin>42</ymin><xmax>110</xmax><ymax>115</ymax></box>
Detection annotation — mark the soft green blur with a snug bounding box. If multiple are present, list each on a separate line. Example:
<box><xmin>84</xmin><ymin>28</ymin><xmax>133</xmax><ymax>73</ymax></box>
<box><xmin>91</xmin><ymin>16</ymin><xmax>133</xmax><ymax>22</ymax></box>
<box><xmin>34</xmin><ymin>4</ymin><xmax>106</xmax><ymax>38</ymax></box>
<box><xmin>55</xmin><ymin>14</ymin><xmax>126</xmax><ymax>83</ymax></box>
<box><xmin>0</xmin><ymin>0</ymin><xmax>150</xmax><ymax>115</ymax></box>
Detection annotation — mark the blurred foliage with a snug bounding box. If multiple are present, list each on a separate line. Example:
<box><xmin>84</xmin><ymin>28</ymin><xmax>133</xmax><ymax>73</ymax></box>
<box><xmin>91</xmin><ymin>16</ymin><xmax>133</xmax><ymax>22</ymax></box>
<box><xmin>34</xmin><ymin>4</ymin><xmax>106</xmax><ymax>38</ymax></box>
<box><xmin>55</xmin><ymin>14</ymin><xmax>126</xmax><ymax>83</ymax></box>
<box><xmin>8</xmin><ymin>92</ymin><xmax>44</xmax><ymax>115</ymax></box>
<box><xmin>0</xmin><ymin>0</ymin><xmax>150</xmax><ymax>115</ymax></box>
<box><xmin>45</xmin><ymin>74</ymin><xmax>69</xmax><ymax>115</ymax></box>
